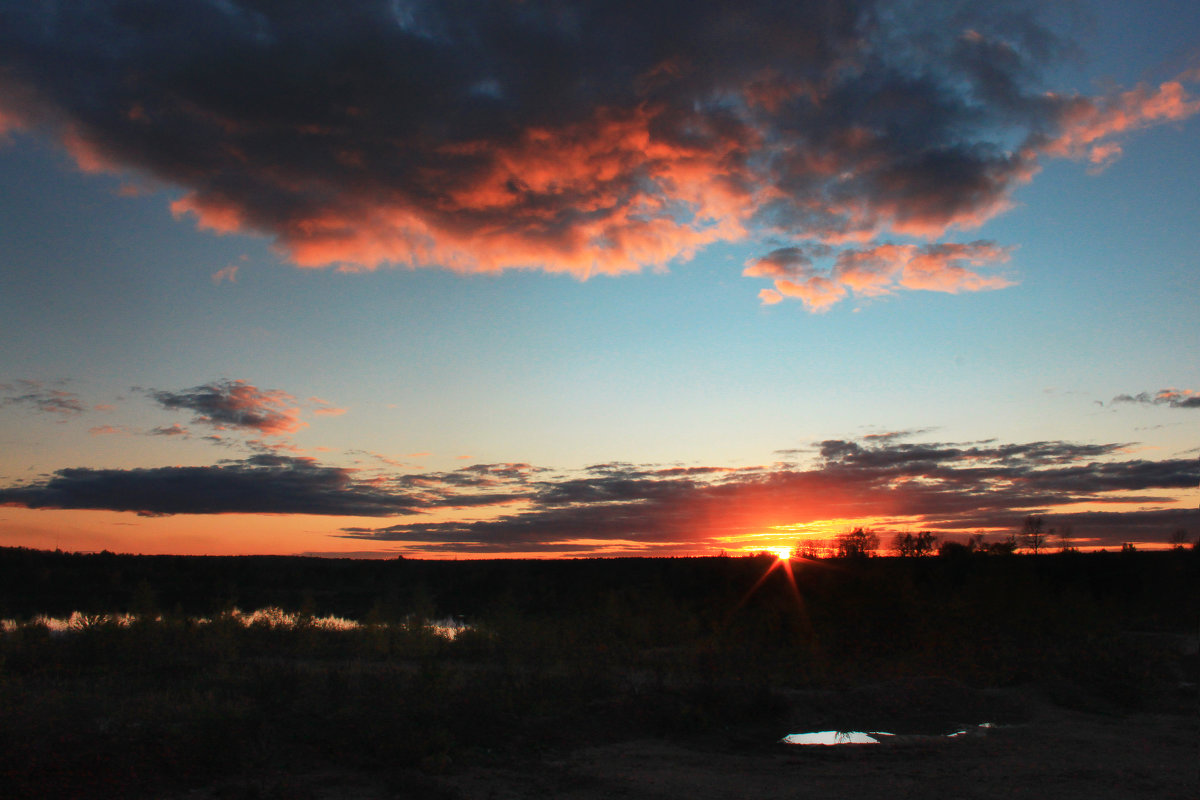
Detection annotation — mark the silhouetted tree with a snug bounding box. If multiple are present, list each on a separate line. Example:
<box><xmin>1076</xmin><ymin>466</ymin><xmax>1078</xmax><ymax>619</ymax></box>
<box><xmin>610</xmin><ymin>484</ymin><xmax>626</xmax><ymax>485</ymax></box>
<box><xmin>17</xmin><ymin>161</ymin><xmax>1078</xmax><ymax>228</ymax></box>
<box><xmin>990</xmin><ymin>535</ymin><xmax>1018</xmax><ymax>556</ymax></box>
<box><xmin>1168</xmin><ymin>528</ymin><xmax>1191</xmax><ymax>550</ymax></box>
<box><xmin>894</xmin><ymin>531</ymin><xmax>937</xmax><ymax>557</ymax></box>
<box><xmin>796</xmin><ymin>538</ymin><xmax>824</xmax><ymax>559</ymax></box>
<box><xmin>836</xmin><ymin>527</ymin><xmax>879</xmax><ymax>558</ymax></box>
<box><xmin>1021</xmin><ymin>515</ymin><xmax>1047</xmax><ymax>554</ymax></box>
<box><xmin>938</xmin><ymin>540</ymin><xmax>969</xmax><ymax>557</ymax></box>
<box><xmin>949</xmin><ymin>533</ymin><xmax>1008</xmax><ymax>555</ymax></box>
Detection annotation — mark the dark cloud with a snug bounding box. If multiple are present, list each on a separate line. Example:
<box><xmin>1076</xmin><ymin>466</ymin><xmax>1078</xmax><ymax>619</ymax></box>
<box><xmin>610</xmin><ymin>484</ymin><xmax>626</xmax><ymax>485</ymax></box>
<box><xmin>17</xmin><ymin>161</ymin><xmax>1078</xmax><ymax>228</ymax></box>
<box><xmin>2</xmin><ymin>436</ymin><xmax>1195</xmax><ymax>549</ymax></box>
<box><xmin>339</xmin><ymin>438</ymin><xmax>1200</xmax><ymax>551</ymax></box>
<box><xmin>146</xmin><ymin>379</ymin><xmax>303</xmax><ymax>435</ymax></box>
<box><xmin>1112</xmin><ymin>389</ymin><xmax>1200</xmax><ymax>410</ymax></box>
<box><xmin>0</xmin><ymin>380</ymin><xmax>85</xmax><ymax>418</ymax></box>
<box><xmin>0</xmin><ymin>455</ymin><xmax>424</xmax><ymax>517</ymax></box>
<box><xmin>2</xmin><ymin>1</ymin><xmax>1194</xmax><ymax>307</ymax></box>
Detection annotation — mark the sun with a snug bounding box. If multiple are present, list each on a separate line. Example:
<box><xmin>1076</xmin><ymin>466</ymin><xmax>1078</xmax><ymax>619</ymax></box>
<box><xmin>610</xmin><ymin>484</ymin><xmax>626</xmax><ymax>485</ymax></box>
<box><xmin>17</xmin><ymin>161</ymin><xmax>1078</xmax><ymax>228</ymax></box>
<box><xmin>765</xmin><ymin>545</ymin><xmax>793</xmax><ymax>561</ymax></box>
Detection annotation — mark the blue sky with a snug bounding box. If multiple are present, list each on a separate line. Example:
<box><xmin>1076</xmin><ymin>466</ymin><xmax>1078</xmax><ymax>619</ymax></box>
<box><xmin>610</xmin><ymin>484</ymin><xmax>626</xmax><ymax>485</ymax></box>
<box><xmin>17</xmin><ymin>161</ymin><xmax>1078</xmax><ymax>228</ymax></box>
<box><xmin>0</xmin><ymin>0</ymin><xmax>1197</xmax><ymax>556</ymax></box>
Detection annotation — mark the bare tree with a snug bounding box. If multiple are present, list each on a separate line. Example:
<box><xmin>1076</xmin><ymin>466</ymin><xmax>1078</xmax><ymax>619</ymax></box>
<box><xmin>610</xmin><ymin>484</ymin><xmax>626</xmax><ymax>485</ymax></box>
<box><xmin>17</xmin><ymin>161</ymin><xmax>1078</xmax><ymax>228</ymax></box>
<box><xmin>1168</xmin><ymin>528</ymin><xmax>1191</xmax><ymax>550</ymax></box>
<box><xmin>1021</xmin><ymin>515</ymin><xmax>1047</xmax><ymax>554</ymax></box>
<box><xmin>1057</xmin><ymin>522</ymin><xmax>1075</xmax><ymax>553</ymax></box>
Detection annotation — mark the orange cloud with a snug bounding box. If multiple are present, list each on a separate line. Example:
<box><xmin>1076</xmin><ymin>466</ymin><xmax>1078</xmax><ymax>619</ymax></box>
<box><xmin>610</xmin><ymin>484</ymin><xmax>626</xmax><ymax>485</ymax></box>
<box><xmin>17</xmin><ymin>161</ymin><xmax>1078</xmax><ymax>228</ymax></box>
<box><xmin>769</xmin><ymin>275</ymin><xmax>848</xmax><ymax>313</ymax></box>
<box><xmin>897</xmin><ymin>242</ymin><xmax>1015</xmax><ymax>293</ymax></box>
<box><xmin>171</xmin><ymin>195</ymin><xmax>245</xmax><ymax>235</ymax></box>
<box><xmin>88</xmin><ymin>425</ymin><xmax>127</xmax><ymax>436</ymax></box>
<box><xmin>310</xmin><ymin>397</ymin><xmax>348</xmax><ymax>417</ymax></box>
<box><xmin>61</xmin><ymin>125</ymin><xmax>118</xmax><ymax>174</ymax></box>
<box><xmin>1042</xmin><ymin>79</ymin><xmax>1200</xmax><ymax>169</ymax></box>
<box><xmin>746</xmin><ymin>241</ymin><xmax>1013</xmax><ymax>311</ymax></box>
<box><xmin>211</xmin><ymin>264</ymin><xmax>239</xmax><ymax>284</ymax></box>
<box><xmin>5</xmin><ymin>2</ymin><xmax>1197</xmax><ymax>313</ymax></box>
<box><xmin>172</xmin><ymin>105</ymin><xmax>756</xmax><ymax>279</ymax></box>
<box><xmin>0</xmin><ymin>106</ymin><xmax>23</xmax><ymax>137</ymax></box>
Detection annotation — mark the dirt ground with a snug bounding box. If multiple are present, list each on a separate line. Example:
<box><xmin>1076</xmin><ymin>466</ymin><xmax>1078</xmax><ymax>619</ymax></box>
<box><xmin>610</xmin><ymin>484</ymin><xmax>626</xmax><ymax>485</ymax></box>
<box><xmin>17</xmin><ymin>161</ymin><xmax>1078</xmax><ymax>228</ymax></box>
<box><xmin>443</xmin><ymin>688</ymin><xmax>1197</xmax><ymax>800</ymax></box>
<box><xmin>169</xmin><ymin>681</ymin><xmax>1198</xmax><ymax>800</ymax></box>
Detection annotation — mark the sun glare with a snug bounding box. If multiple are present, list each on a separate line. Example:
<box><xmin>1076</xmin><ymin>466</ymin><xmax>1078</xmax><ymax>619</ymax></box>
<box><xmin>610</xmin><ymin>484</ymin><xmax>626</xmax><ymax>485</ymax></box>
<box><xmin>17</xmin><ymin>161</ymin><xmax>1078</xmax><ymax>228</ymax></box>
<box><xmin>765</xmin><ymin>545</ymin><xmax>793</xmax><ymax>561</ymax></box>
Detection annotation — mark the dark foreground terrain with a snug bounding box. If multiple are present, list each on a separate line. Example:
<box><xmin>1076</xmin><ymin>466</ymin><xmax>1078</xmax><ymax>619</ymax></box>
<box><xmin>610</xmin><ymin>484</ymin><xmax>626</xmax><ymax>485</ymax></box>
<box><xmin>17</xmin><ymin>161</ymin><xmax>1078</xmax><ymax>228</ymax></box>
<box><xmin>1</xmin><ymin>548</ymin><xmax>1196</xmax><ymax>798</ymax></box>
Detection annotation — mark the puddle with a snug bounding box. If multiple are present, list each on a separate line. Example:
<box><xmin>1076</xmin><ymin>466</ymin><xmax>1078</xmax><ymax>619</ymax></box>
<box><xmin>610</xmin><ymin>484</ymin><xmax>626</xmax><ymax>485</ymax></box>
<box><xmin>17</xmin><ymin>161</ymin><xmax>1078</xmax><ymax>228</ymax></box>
<box><xmin>782</xmin><ymin>723</ymin><xmax>995</xmax><ymax>745</ymax></box>
<box><xmin>782</xmin><ymin>731</ymin><xmax>889</xmax><ymax>745</ymax></box>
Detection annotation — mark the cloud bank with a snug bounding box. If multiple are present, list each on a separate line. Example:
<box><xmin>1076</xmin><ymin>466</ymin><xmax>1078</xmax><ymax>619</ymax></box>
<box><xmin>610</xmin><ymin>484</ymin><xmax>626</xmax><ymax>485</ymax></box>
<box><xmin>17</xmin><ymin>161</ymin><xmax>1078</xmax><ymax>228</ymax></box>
<box><xmin>1</xmin><ymin>1</ymin><xmax>1195</xmax><ymax>308</ymax></box>
<box><xmin>2</xmin><ymin>436</ymin><xmax>1194</xmax><ymax>553</ymax></box>
<box><xmin>0</xmin><ymin>454</ymin><xmax>424</xmax><ymax>517</ymax></box>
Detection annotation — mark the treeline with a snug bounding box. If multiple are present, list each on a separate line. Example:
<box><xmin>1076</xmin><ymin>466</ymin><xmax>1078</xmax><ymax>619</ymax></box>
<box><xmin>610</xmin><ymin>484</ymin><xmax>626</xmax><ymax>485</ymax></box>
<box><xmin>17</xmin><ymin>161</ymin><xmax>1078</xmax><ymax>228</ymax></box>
<box><xmin>788</xmin><ymin>517</ymin><xmax>1198</xmax><ymax>559</ymax></box>
<box><xmin>1</xmin><ymin>545</ymin><xmax>1195</xmax><ymax>636</ymax></box>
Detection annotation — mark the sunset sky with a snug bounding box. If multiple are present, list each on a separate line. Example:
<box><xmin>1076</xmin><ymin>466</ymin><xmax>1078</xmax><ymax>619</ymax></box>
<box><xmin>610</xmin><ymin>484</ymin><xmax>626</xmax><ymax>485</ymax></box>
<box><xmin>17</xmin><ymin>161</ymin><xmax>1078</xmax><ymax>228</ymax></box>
<box><xmin>1</xmin><ymin>0</ymin><xmax>1197</xmax><ymax>557</ymax></box>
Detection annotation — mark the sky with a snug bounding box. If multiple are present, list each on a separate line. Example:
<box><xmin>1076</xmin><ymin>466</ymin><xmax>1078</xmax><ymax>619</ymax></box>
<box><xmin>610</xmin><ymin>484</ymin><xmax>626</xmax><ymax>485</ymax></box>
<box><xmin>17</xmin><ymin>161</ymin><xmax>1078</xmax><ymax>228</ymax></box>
<box><xmin>0</xmin><ymin>0</ymin><xmax>1197</xmax><ymax>558</ymax></box>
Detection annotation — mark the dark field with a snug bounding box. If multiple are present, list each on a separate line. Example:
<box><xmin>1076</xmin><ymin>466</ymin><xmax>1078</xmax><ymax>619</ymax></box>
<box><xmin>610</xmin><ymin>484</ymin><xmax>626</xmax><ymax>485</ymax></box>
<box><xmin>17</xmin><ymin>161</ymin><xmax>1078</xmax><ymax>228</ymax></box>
<box><xmin>1</xmin><ymin>548</ymin><xmax>1196</xmax><ymax>799</ymax></box>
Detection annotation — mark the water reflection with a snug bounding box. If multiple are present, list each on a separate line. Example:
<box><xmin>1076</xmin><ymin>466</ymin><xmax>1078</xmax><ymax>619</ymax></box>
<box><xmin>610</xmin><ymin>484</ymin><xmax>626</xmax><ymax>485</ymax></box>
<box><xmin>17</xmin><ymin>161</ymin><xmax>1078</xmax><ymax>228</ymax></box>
<box><xmin>782</xmin><ymin>723</ymin><xmax>995</xmax><ymax>745</ymax></box>
<box><xmin>782</xmin><ymin>731</ymin><xmax>887</xmax><ymax>745</ymax></box>
<box><xmin>0</xmin><ymin>608</ymin><xmax>470</xmax><ymax>639</ymax></box>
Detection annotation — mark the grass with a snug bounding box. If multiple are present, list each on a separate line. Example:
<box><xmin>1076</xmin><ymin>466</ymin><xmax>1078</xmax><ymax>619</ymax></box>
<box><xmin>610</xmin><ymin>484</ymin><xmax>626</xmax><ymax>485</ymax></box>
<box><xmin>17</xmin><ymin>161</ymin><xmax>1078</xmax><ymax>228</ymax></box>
<box><xmin>0</xmin><ymin>549</ymin><xmax>1195</xmax><ymax>797</ymax></box>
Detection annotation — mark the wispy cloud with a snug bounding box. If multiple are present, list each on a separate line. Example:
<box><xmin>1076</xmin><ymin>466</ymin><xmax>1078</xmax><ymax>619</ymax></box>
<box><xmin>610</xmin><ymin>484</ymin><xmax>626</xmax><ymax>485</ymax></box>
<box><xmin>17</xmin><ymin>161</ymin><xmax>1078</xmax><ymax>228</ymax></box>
<box><xmin>1</xmin><ymin>2</ymin><xmax>1193</xmax><ymax>308</ymax></box>
<box><xmin>211</xmin><ymin>264</ymin><xmax>239</xmax><ymax>284</ymax></box>
<box><xmin>0</xmin><ymin>380</ymin><xmax>85</xmax><ymax>419</ymax></box>
<box><xmin>148</xmin><ymin>423</ymin><xmax>190</xmax><ymax>437</ymax></box>
<box><xmin>87</xmin><ymin>424</ymin><xmax>128</xmax><ymax>436</ymax></box>
<box><xmin>1112</xmin><ymin>389</ymin><xmax>1200</xmax><ymax>409</ymax></box>
<box><xmin>309</xmin><ymin>397</ymin><xmax>348</xmax><ymax>417</ymax></box>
